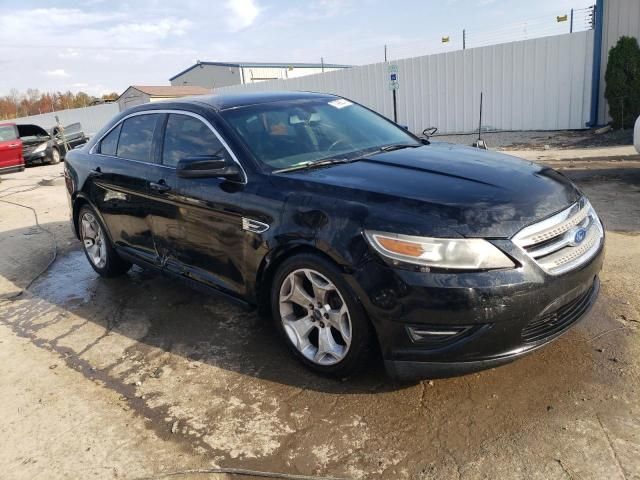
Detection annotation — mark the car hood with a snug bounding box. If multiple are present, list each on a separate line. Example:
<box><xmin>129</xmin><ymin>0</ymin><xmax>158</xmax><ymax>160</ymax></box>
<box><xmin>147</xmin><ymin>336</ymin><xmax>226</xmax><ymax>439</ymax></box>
<box><xmin>17</xmin><ymin>124</ymin><xmax>51</xmax><ymax>146</ymax></box>
<box><xmin>280</xmin><ymin>143</ymin><xmax>581</xmax><ymax>238</ymax></box>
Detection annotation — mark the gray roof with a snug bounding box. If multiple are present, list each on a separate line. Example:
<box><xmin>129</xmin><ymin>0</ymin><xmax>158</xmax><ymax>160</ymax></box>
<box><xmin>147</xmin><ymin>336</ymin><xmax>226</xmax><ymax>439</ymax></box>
<box><xmin>169</xmin><ymin>61</ymin><xmax>351</xmax><ymax>81</ymax></box>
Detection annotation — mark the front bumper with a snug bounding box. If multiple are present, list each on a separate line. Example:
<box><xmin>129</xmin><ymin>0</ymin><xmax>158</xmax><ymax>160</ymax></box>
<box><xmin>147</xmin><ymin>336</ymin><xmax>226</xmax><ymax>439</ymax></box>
<box><xmin>348</xmin><ymin>238</ymin><xmax>604</xmax><ymax>381</ymax></box>
<box><xmin>23</xmin><ymin>150</ymin><xmax>47</xmax><ymax>165</ymax></box>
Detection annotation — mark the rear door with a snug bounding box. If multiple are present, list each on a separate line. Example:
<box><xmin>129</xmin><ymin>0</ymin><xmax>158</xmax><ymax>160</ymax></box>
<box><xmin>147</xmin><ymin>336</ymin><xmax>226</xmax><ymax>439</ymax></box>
<box><xmin>91</xmin><ymin>113</ymin><xmax>163</xmax><ymax>265</ymax></box>
<box><xmin>0</xmin><ymin>124</ymin><xmax>22</xmax><ymax>171</ymax></box>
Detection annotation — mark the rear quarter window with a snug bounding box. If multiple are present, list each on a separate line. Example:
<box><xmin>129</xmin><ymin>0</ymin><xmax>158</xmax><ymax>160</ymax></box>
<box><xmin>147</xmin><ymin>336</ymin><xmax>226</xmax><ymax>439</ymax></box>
<box><xmin>98</xmin><ymin>123</ymin><xmax>121</xmax><ymax>156</ymax></box>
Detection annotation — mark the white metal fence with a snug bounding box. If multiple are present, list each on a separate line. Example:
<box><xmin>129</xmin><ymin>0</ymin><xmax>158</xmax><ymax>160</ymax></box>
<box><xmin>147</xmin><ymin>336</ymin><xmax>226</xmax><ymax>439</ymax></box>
<box><xmin>219</xmin><ymin>31</ymin><xmax>594</xmax><ymax>134</ymax></box>
<box><xmin>12</xmin><ymin>103</ymin><xmax>119</xmax><ymax>137</ymax></box>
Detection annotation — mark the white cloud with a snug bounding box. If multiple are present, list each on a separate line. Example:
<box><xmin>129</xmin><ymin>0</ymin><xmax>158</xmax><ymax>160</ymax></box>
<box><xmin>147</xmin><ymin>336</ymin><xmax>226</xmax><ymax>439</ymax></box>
<box><xmin>44</xmin><ymin>69</ymin><xmax>70</xmax><ymax>78</ymax></box>
<box><xmin>58</xmin><ymin>49</ymin><xmax>80</xmax><ymax>59</ymax></box>
<box><xmin>72</xmin><ymin>82</ymin><xmax>88</xmax><ymax>88</ymax></box>
<box><xmin>107</xmin><ymin>18</ymin><xmax>192</xmax><ymax>43</ymax></box>
<box><xmin>226</xmin><ymin>0</ymin><xmax>259</xmax><ymax>31</ymax></box>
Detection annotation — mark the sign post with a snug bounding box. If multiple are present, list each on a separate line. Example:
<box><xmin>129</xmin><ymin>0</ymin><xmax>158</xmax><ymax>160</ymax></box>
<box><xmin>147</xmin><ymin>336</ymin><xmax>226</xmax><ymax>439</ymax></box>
<box><xmin>388</xmin><ymin>64</ymin><xmax>399</xmax><ymax>123</ymax></box>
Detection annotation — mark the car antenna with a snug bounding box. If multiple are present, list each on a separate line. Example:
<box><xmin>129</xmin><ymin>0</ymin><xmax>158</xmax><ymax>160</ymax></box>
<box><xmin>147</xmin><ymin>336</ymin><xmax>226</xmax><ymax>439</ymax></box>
<box><xmin>472</xmin><ymin>92</ymin><xmax>488</xmax><ymax>150</ymax></box>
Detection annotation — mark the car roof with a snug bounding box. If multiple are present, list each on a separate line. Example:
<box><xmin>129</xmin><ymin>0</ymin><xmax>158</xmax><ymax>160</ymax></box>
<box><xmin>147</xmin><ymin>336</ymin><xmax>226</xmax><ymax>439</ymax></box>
<box><xmin>168</xmin><ymin>91</ymin><xmax>339</xmax><ymax>111</ymax></box>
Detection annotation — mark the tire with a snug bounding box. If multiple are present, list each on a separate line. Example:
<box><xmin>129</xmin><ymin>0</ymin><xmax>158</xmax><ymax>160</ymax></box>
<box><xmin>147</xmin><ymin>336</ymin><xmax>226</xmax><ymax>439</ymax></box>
<box><xmin>270</xmin><ymin>252</ymin><xmax>374</xmax><ymax>378</ymax></box>
<box><xmin>78</xmin><ymin>205</ymin><xmax>131</xmax><ymax>277</ymax></box>
<box><xmin>48</xmin><ymin>148</ymin><xmax>61</xmax><ymax>165</ymax></box>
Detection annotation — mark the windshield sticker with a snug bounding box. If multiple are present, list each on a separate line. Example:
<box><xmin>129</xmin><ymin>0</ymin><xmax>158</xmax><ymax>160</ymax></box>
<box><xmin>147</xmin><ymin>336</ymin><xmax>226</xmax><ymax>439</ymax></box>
<box><xmin>328</xmin><ymin>99</ymin><xmax>353</xmax><ymax>109</ymax></box>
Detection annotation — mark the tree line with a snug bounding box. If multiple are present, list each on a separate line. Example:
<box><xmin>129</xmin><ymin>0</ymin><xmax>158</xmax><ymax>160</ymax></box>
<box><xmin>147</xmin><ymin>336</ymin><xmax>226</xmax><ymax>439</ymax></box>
<box><xmin>0</xmin><ymin>89</ymin><xmax>119</xmax><ymax>120</ymax></box>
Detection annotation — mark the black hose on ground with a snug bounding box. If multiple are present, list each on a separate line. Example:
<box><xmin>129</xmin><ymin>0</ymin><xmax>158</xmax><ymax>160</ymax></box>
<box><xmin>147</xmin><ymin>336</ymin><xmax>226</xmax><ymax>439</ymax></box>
<box><xmin>0</xmin><ymin>190</ymin><xmax>58</xmax><ymax>299</ymax></box>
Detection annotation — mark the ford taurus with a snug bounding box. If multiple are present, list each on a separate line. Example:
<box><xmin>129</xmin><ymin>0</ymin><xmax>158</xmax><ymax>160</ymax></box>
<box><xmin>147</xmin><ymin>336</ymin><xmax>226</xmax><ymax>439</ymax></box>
<box><xmin>64</xmin><ymin>92</ymin><xmax>604</xmax><ymax>380</ymax></box>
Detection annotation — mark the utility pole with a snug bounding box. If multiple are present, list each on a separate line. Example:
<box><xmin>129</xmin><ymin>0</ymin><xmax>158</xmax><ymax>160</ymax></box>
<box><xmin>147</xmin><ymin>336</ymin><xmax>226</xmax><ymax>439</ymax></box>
<box><xmin>384</xmin><ymin>44</ymin><xmax>388</xmax><ymax>62</ymax></box>
<box><xmin>570</xmin><ymin>8</ymin><xmax>574</xmax><ymax>33</ymax></box>
<box><xmin>321</xmin><ymin>57</ymin><xmax>324</xmax><ymax>73</ymax></box>
<box><xmin>463</xmin><ymin>29</ymin><xmax>466</xmax><ymax>49</ymax></box>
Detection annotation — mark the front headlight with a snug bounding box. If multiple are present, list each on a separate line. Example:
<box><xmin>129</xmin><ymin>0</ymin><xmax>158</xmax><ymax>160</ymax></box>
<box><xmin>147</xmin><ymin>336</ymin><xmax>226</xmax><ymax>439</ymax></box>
<box><xmin>364</xmin><ymin>230</ymin><xmax>515</xmax><ymax>270</ymax></box>
<box><xmin>33</xmin><ymin>142</ymin><xmax>48</xmax><ymax>153</ymax></box>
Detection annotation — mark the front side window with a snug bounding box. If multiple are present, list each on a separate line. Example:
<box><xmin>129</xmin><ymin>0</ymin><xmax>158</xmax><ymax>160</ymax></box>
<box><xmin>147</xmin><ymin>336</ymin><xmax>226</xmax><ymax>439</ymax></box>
<box><xmin>220</xmin><ymin>98</ymin><xmax>420</xmax><ymax>169</ymax></box>
<box><xmin>162</xmin><ymin>114</ymin><xmax>224</xmax><ymax>167</ymax></box>
<box><xmin>116</xmin><ymin>114</ymin><xmax>160</xmax><ymax>162</ymax></box>
<box><xmin>98</xmin><ymin>123</ymin><xmax>121</xmax><ymax>156</ymax></box>
<box><xmin>0</xmin><ymin>125</ymin><xmax>17</xmax><ymax>142</ymax></box>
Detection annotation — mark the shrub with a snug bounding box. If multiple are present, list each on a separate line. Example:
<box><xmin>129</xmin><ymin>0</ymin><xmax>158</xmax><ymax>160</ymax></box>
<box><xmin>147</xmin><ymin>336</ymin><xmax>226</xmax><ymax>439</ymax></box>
<box><xmin>604</xmin><ymin>36</ymin><xmax>640</xmax><ymax>129</ymax></box>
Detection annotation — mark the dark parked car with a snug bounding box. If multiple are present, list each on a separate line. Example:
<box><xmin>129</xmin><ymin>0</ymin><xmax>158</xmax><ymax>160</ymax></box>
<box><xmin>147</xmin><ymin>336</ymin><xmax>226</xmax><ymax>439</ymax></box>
<box><xmin>19</xmin><ymin>122</ymin><xmax>88</xmax><ymax>166</ymax></box>
<box><xmin>0</xmin><ymin>122</ymin><xmax>24</xmax><ymax>174</ymax></box>
<box><xmin>64</xmin><ymin>92</ymin><xmax>604</xmax><ymax>380</ymax></box>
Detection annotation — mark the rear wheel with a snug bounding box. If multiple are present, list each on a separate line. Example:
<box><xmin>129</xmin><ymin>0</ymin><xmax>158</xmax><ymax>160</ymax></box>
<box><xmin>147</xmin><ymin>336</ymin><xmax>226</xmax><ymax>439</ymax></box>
<box><xmin>79</xmin><ymin>205</ymin><xmax>131</xmax><ymax>277</ymax></box>
<box><xmin>271</xmin><ymin>253</ymin><xmax>374</xmax><ymax>378</ymax></box>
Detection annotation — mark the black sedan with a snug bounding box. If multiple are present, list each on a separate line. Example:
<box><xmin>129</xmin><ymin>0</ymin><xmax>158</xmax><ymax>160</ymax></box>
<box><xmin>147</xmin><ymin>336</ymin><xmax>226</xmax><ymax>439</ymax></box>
<box><xmin>19</xmin><ymin>122</ymin><xmax>88</xmax><ymax>166</ymax></box>
<box><xmin>64</xmin><ymin>92</ymin><xmax>604</xmax><ymax>380</ymax></box>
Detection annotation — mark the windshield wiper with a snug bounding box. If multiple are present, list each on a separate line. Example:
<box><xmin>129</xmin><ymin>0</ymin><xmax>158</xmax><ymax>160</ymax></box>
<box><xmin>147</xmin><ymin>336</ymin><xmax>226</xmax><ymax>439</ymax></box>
<box><xmin>378</xmin><ymin>143</ymin><xmax>421</xmax><ymax>152</ymax></box>
<box><xmin>273</xmin><ymin>144</ymin><xmax>421</xmax><ymax>174</ymax></box>
<box><xmin>272</xmin><ymin>157</ymin><xmax>360</xmax><ymax>174</ymax></box>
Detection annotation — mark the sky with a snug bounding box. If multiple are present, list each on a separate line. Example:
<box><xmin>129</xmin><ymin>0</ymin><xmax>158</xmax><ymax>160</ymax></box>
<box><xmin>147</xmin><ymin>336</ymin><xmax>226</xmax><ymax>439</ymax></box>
<box><xmin>0</xmin><ymin>0</ymin><xmax>595</xmax><ymax>97</ymax></box>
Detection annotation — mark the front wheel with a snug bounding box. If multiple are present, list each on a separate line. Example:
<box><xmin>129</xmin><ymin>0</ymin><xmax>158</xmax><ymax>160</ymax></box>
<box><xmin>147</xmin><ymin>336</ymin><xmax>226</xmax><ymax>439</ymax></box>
<box><xmin>48</xmin><ymin>148</ymin><xmax>61</xmax><ymax>165</ymax></box>
<box><xmin>79</xmin><ymin>205</ymin><xmax>131</xmax><ymax>277</ymax></box>
<box><xmin>271</xmin><ymin>253</ymin><xmax>374</xmax><ymax>378</ymax></box>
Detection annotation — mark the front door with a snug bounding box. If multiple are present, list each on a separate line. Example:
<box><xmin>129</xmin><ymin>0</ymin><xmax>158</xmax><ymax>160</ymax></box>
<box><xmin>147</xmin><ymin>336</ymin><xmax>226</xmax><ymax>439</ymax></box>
<box><xmin>151</xmin><ymin>112</ymin><xmax>249</xmax><ymax>297</ymax></box>
<box><xmin>0</xmin><ymin>124</ymin><xmax>22</xmax><ymax>172</ymax></box>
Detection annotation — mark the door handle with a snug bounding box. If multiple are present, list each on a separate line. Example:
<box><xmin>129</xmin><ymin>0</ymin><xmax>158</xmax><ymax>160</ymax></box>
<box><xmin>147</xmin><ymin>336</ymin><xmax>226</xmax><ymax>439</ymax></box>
<box><xmin>150</xmin><ymin>180</ymin><xmax>171</xmax><ymax>192</ymax></box>
<box><xmin>8</xmin><ymin>143</ymin><xmax>19</xmax><ymax>148</ymax></box>
<box><xmin>92</xmin><ymin>167</ymin><xmax>103</xmax><ymax>177</ymax></box>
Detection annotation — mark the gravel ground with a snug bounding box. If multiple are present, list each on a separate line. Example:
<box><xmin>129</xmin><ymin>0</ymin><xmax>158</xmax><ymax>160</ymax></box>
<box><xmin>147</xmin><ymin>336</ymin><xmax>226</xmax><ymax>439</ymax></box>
<box><xmin>434</xmin><ymin>128</ymin><xmax>634</xmax><ymax>151</ymax></box>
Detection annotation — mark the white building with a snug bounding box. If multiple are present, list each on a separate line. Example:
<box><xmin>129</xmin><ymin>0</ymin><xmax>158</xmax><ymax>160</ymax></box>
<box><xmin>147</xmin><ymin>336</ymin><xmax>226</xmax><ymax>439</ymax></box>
<box><xmin>169</xmin><ymin>61</ymin><xmax>351</xmax><ymax>90</ymax></box>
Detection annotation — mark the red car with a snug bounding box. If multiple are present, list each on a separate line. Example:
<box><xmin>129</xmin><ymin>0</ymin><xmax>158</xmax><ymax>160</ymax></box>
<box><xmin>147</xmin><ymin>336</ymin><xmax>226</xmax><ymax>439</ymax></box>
<box><xmin>0</xmin><ymin>123</ymin><xmax>24</xmax><ymax>174</ymax></box>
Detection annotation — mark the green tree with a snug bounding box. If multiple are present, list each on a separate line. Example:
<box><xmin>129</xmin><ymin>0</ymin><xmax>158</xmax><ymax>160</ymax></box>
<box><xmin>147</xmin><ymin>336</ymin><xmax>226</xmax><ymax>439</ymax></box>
<box><xmin>604</xmin><ymin>36</ymin><xmax>640</xmax><ymax>129</ymax></box>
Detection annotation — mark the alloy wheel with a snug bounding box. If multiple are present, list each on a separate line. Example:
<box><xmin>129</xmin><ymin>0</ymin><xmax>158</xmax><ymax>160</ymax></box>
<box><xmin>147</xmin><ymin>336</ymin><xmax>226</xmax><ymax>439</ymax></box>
<box><xmin>278</xmin><ymin>268</ymin><xmax>352</xmax><ymax>365</ymax></box>
<box><xmin>81</xmin><ymin>212</ymin><xmax>107</xmax><ymax>268</ymax></box>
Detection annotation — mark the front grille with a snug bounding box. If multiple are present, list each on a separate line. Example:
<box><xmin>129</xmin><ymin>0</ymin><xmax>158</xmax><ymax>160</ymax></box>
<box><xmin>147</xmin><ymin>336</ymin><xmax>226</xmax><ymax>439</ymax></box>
<box><xmin>521</xmin><ymin>281</ymin><xmax>596</xmax><ymax>344</ymax></box>
<box><xmin>512</xmin><ymin>198</ymin><xmax>604</xmax><ymax>275</ymax></box>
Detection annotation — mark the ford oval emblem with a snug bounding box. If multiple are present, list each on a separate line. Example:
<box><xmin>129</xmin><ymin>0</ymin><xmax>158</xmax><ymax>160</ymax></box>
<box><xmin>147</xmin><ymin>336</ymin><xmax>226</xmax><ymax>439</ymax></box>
<box><xmin>574</xmin><ymin>228</ymin><xmax>587</xmax><ymax>244</ymax></box>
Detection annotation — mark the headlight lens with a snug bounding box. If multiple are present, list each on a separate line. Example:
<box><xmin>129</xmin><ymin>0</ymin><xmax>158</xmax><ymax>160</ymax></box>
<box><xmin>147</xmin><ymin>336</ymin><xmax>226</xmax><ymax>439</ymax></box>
<box><xmin>33</xmin><ymin>142</ymin><xmax>48</xmax><ymax>153</ymax></box>
<box><xmin>364</xmin><ymin>230</ymin><xmax>515</xmax><ymax>270</ymax></box>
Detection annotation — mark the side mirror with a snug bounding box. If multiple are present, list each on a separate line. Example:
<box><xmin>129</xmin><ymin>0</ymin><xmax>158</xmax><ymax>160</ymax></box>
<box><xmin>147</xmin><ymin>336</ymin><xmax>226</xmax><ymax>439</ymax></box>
<box><xmin>422</xmin><ymin>127</ymin><xmax>438</xmax><ymax>138</ymax></box>
<box><xmin>176</xmin><ymin>154</ymin><xmax>242</xmax><ymax>181</ymax></box>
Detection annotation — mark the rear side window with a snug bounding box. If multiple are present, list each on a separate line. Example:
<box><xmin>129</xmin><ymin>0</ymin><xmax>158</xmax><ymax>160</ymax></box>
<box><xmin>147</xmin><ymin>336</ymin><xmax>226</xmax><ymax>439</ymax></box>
<box><xmin>98</xmin><ymin>123</ymin><xmax>121</xmax><ymax>156</ymax></box>
<box><xmin>162</xmin><ymin>114</ymin><xmax>224</xmax><ymax>167</ymax></box>
<box><xmin>0</xmin><ymin>125</ymin><xmax>17</xmax><ymax>142</ymax></box>
<box><xmin>117</xmin><ymin>114</ymin><xmax>160</xmax><ymax>162</ymax></box>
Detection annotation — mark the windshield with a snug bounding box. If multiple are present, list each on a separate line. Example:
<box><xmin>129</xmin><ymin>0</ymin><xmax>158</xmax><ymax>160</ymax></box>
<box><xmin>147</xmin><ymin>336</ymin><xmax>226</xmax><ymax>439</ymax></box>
<box><xmin>221</xmin><ymin>98</ymin><xmax>420</xmax><ymax>169</ymax></box>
